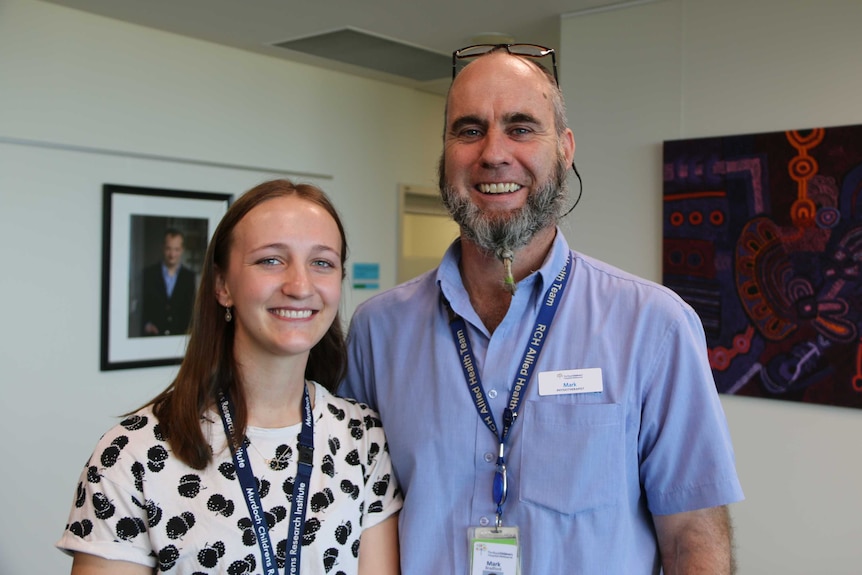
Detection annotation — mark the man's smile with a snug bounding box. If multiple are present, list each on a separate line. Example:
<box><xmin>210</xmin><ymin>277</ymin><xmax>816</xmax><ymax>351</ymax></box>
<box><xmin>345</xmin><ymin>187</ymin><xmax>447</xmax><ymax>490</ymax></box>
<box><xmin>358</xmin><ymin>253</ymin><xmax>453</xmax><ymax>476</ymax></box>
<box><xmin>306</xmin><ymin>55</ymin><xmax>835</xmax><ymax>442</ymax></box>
<box><xmin>477</xmin><ymin>183</ymin><xmax>522</xmax><ymax>194</ymax></box>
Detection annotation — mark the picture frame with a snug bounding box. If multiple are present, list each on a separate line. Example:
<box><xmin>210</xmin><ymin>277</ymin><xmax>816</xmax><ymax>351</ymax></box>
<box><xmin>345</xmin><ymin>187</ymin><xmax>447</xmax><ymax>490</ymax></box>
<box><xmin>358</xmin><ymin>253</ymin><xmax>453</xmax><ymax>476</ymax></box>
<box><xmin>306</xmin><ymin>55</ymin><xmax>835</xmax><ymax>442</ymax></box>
<box><xmin>100</xmin><ymin>183</ymin><xmax>231</xmax><ymax>370</ymax></box>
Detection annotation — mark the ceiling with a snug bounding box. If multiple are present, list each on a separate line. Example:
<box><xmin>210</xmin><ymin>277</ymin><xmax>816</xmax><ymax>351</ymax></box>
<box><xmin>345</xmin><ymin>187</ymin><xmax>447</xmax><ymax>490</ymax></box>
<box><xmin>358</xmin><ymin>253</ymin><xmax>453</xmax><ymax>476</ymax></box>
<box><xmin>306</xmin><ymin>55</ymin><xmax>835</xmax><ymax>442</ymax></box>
<box><xmin>41</xmin><ymin>0</ymin><xmax>633</xmax><ymax>95</ymax></box>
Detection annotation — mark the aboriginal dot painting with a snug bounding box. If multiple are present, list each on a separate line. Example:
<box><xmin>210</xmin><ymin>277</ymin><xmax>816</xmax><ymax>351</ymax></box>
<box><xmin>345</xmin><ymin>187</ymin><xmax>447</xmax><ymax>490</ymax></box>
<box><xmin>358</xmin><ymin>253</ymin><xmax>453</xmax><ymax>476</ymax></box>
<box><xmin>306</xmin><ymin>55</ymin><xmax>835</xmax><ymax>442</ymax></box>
<box><xmin>663</xmin><ymin>124</ymin><xmax>862</xmax><ymax>409</ymax></box>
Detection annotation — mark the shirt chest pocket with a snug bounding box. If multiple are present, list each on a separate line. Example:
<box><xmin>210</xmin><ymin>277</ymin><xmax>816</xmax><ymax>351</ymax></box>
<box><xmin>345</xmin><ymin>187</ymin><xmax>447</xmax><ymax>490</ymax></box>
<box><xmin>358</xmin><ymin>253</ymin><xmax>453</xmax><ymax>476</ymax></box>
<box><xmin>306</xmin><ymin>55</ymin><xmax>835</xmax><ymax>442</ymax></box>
<box><xmin>517</xmin><ymin>401</ymin><xmax>623</xmax><ymax>515</ymax></box>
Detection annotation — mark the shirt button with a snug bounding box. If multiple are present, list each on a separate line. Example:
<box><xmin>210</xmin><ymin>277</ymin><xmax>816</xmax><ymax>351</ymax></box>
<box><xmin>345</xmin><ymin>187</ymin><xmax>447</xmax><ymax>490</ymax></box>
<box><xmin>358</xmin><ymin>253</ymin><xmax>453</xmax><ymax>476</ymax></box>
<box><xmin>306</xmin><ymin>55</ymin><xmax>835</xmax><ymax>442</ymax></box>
<box><xmin>479</xmin><ymin>516</ymin><xmax>490</xmax><ymax>526</ymax></box>
<box><xmin>487</xmin><ymin>389</ymin><xmax>498</xmax><ymax>399</ymax></box>
<box><xmin>484</xmin><ymin>452</ymin><xmax>494</xmax><ymax>463</ymax></box>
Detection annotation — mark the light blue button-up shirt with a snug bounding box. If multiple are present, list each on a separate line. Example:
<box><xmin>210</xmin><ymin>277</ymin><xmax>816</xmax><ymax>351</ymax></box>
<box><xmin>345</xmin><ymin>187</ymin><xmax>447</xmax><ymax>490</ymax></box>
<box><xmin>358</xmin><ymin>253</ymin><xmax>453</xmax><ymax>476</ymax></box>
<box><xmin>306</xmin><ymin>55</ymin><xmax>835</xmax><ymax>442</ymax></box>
<box><xmin>161</xmin><ymin>262</ymin><xmax>178</xmax><ymax>297</ymax></box>
<box><xmin>342</xmin><ymin>229</ymin><xmax>743</xmax><ymax>574</ymax></box>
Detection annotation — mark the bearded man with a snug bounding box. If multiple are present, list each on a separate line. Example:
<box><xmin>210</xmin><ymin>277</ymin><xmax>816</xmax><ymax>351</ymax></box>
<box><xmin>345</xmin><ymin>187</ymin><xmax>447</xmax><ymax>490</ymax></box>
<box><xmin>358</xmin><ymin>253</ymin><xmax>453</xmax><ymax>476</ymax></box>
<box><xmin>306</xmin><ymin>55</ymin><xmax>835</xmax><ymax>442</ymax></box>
<box><xmin>341</xmin><ymin>45</ymin><xmax>743</xmax><ymax>575</ymax></box>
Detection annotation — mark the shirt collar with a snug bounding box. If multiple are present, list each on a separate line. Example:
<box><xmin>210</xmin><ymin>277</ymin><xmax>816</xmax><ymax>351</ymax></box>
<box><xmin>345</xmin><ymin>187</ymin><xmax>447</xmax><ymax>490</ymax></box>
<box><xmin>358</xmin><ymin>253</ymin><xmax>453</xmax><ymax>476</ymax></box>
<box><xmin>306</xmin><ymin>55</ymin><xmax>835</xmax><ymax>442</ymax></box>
<box><xmin>436</xmin><ymin>227</ymin><xmax>570</xmax><ymax>321</ymax></box>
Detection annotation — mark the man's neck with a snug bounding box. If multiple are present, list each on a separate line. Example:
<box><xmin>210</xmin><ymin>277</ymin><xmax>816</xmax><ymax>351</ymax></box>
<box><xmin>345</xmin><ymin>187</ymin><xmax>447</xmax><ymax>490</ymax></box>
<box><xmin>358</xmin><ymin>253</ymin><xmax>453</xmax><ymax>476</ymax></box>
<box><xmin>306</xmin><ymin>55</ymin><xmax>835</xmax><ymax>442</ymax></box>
<box><xmin>459</xmin><ymin>226</ymin><xmax>556</xmax><ymax>333</ymax></box>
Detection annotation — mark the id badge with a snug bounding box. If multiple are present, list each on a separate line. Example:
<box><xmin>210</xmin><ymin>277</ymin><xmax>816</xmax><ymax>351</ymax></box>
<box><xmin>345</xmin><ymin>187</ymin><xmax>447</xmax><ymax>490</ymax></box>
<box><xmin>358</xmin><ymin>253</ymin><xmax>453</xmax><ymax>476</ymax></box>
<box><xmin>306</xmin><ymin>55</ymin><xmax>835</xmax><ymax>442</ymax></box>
<box><xmin>468</xmin><ymin>525</ymin><xmax>520</xmax><ymax>575</ymax></box>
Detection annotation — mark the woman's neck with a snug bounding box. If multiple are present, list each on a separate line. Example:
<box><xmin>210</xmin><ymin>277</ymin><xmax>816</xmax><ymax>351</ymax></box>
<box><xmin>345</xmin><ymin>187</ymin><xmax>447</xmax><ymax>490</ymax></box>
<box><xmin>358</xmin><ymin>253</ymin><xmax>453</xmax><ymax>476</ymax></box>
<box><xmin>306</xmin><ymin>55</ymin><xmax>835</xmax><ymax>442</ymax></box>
<box><xmin>237</xmin><ymin>352</ymin><xmax>312</xmax><ymax>428</ymax></box>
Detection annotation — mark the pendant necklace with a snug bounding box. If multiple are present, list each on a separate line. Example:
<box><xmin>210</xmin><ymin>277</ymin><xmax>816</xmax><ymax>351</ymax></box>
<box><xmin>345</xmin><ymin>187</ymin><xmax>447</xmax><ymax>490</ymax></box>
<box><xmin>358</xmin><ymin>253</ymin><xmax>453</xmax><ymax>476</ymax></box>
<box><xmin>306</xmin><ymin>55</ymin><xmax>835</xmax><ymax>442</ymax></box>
<box><xmin>244</xmin><ymin>439</ymin><xmax>274</xmax><ymax>467</ymax></box>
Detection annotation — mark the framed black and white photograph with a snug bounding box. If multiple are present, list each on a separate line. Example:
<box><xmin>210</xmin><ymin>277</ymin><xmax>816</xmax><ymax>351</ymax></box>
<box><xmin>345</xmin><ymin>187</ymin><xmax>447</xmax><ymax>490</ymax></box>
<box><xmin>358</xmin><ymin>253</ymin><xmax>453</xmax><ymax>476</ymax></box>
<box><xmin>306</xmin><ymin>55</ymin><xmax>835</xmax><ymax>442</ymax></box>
<box><xmin>100</xmin><ymin>183</ymin><xmax>231</xmax><ymax>370</ymax></box>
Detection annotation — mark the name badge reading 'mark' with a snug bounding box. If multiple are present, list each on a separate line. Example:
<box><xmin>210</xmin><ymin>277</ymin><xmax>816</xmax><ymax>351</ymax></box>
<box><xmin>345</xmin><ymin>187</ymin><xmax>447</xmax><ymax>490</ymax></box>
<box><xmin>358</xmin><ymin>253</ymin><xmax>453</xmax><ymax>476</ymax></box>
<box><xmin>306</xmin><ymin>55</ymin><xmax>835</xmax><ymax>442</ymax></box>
<box><xmin>469</xmin><ymin>526</ymin><xmax>520</xmax><ymax>575</ymax></box>
<box><xmin>538</xmin><ymin>368</ymin><xmax>603</xmax><ymax>396</ymax></box>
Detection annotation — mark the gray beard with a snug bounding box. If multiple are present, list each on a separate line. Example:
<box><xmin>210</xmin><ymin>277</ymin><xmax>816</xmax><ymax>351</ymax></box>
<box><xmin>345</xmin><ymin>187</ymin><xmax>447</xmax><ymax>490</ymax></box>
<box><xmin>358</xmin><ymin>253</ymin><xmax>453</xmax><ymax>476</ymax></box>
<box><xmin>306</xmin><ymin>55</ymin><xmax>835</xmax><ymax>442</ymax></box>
<box><xmin>439</xmin><ymin>154</ymin><xmax>569</xmax><ymax>257</ymax></box>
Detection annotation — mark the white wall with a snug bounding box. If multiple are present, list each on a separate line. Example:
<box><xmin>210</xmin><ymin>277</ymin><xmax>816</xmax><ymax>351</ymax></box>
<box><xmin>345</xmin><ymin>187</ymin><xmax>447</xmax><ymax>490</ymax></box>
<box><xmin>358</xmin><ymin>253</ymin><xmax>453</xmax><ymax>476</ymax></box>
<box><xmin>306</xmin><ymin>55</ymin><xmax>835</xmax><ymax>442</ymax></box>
<box><xmin>0</xmin><ymin>0</ymin><xmax>442</xmax><ymax>572</ymax></box>
<box><xmin>561</xmin><ymin>0</ymin><xmax>862</xmax><ymax>573</ymax></box>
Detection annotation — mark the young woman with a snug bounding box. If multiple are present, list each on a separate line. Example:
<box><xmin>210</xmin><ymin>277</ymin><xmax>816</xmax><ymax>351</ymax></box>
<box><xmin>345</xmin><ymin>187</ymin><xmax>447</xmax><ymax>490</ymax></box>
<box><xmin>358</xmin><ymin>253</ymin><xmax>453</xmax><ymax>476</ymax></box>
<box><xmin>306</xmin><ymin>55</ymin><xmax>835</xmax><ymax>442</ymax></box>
<box><xmin>57</xmin><ymin>180</ymin><xmax>401</xmax><ymax>575</ymax></box>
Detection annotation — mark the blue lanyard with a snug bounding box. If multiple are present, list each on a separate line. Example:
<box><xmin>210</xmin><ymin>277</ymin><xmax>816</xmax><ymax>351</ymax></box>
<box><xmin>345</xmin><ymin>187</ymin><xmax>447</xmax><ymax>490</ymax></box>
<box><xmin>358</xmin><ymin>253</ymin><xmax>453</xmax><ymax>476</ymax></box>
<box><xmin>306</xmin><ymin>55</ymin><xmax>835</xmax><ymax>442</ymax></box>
<box><xmin>444</xmin><ymin>255</ymin><xmax>571</xmax><ymax>528</ymax></box>
<box><xmin>218</xmin><ymin>386</ymin><xmax>315</xmax><ymax>575</ymax></box>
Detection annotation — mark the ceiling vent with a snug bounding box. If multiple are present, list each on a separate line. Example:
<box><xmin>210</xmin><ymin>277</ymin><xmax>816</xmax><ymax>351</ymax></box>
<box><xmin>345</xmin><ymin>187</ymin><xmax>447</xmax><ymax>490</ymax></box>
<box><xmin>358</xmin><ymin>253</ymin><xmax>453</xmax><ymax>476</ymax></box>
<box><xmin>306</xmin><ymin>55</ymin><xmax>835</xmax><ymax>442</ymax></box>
<box><xmin>273</xmin><ymin>28</ymin><xmax>450</xmax><ymax>82</ymax></box>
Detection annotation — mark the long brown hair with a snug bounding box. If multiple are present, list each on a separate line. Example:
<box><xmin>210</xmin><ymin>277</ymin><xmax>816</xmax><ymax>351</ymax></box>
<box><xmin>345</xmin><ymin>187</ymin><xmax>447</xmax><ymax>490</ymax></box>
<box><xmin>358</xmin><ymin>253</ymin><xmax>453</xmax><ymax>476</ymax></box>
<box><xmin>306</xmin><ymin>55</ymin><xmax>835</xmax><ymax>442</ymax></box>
<box><xmin>144</xmin><ymin>179</ymin><xmax>349</xmax><ymax>469</ymax></box>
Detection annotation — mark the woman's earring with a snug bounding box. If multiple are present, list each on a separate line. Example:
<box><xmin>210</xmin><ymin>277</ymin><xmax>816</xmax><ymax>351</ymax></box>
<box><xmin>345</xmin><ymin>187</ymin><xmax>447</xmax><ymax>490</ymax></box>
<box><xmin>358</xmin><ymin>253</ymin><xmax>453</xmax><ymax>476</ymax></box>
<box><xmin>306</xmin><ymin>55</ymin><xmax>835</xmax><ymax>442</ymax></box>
<box><xmin>225</xmin><ymin>307</ymin><xmax>232</xmax><ymax>322</ymax></box>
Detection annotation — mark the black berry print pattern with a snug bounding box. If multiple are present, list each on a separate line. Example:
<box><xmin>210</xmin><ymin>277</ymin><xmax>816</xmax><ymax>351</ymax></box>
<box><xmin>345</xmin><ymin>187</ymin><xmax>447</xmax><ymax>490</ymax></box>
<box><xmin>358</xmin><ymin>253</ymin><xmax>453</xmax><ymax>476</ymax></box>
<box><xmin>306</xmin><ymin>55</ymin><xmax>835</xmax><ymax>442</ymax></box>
<box><xmin>57</xmin><ymin>383</ymin><xmax>402</xmax><ymax>574</ymax></box>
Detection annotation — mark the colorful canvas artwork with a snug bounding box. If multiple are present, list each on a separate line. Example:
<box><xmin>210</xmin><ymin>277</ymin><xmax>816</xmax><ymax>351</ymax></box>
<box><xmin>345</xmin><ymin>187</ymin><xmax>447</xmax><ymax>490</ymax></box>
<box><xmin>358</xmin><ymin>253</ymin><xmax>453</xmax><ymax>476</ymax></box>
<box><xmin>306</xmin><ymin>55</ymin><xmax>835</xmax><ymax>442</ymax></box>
<box><xmin>663</xmin><ymin>124</ymin><xmax>862</xmax><ymax>409</ymax></box>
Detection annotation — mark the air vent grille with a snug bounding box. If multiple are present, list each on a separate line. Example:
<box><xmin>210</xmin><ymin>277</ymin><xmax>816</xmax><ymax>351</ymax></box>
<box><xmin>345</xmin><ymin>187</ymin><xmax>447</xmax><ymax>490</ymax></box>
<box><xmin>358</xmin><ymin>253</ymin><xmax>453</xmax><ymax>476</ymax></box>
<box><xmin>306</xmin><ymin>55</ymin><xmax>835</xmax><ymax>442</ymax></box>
<box><xmin>273</xmin><ymin>28</ymin><xmax>449</xmax><ymax>82</ymax></box>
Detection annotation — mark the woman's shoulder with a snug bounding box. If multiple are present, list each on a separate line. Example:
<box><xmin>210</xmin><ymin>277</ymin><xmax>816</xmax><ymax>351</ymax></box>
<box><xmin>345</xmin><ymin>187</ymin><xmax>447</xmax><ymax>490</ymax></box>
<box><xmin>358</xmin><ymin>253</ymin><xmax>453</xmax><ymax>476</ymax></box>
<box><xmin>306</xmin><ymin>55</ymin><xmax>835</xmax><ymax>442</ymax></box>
<box><xmin>85</xmin><ymin>405</ymin><xmax>166</xmax><ymax>464</ymax></box>
<box><xmin>315</xmin><ymin>383</ymin><xmax>381</xmax><ymax>418</ymax></box>
<box><xmin>312</xmin><ymin>382</ymin><xmax>385</xmax><ymax>439</ymax></box>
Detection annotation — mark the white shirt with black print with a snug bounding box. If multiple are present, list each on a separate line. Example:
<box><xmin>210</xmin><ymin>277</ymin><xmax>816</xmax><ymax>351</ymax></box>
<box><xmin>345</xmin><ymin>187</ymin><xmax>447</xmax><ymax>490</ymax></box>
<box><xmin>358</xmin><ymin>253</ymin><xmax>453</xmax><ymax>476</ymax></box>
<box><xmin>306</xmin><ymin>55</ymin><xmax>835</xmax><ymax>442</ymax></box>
<box><xmin>57</xmin><ymin>382</ymin><xmax>402</xmax><ymax>574</ymax></box>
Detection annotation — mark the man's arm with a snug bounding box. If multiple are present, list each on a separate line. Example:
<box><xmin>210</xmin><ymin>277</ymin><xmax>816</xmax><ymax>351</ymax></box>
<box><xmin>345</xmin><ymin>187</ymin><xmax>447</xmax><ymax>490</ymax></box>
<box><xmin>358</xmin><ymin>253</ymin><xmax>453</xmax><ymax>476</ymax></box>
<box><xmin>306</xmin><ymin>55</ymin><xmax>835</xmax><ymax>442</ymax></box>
<box><xmin>653</xmin><ymin>505</ymin><xmax>736</xmax><ymax>574</ymax></box>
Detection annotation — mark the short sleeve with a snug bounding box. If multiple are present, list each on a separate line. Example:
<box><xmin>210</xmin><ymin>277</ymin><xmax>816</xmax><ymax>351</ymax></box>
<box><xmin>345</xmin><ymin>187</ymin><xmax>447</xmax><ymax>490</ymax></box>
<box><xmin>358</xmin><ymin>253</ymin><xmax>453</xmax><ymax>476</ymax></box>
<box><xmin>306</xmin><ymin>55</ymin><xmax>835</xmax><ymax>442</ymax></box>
<box><xmin>56</xmin><ymin>426</ymin><xmax>157</xmax><ymax>567</ymax></box>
